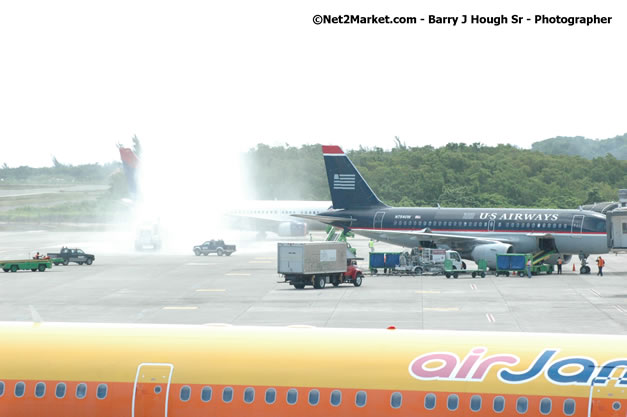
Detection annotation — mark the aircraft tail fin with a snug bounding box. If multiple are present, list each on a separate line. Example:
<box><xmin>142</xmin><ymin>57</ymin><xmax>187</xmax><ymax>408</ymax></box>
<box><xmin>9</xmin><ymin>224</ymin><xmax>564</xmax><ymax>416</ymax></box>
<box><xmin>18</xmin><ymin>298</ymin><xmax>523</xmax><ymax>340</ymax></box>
<box><xmin>322</xmin><ymin>146</ymin><xmax>386</xmax><ymax>210</ymax></box>
<box><xmin>117</xmin><ymin>145</ymin><xmax>140</xmax><ymax>199</ymax></box>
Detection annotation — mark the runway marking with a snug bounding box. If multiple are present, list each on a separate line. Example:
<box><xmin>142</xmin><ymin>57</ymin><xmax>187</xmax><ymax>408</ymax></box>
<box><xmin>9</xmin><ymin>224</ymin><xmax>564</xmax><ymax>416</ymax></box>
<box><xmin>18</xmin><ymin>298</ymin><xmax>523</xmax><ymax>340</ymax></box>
<box><xmin>248</xmin><ymin>261</ymin><xmax>272</xmax><ymax>264</ymax></box>
<box><xmin>615</xmin><ymin>305</ymin><xmax>627</xmax><ymax>314</ymax></box>
<box><xmin>486</xmin><ymin>313</ymin><xmax>496</xmax><ymax>323</ymax></box>
<box><xmin>226</xmin><ymin>273</ymin><xmax>251</xmax><ymax>276</ymax></box>
<box><xmin>185</xmin><ymin>262</ymin><xmax>216</xmax><ymax>266</ymax></box>
<box><xmin>196</xmin><ymin>289</ymin><xmax>226</xmax><ymax>292</ymax></box>
<box><xmin>470</xmin><ymin>284</ymin><xmax>477</xmax><ymax>290</ymax></box>
<box><xmin>415</xmin><ymin>290</ymin><xmax>440</xmax><ymax>294</ymax></box>
<box><xmin>255</xmin><ymin>257</ymin><xmax>275</xmax><ymax>260</ymax></box>
<box><xmin>163</xmin><ymin>306</ymin><xmax>198</xmax><ymax>310</ymax></box>
<box><xmin>590</xmin><ymin>289</ymin><xmax>601</xmax><ymax>297</ymax></box>
<box><xmin>424</xmin><ymin>307</ymin><xmax>459</xmax><ymax>312</ymax></box>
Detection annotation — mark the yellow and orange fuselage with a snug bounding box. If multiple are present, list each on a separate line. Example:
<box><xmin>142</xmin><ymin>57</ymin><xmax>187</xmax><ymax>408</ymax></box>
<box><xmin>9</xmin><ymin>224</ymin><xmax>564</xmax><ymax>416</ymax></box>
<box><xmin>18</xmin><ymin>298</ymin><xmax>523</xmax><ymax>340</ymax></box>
<box><xmin>1</xmin><ymin>321</ymin><xmax>626</xmax><ymax>416</ymax></box>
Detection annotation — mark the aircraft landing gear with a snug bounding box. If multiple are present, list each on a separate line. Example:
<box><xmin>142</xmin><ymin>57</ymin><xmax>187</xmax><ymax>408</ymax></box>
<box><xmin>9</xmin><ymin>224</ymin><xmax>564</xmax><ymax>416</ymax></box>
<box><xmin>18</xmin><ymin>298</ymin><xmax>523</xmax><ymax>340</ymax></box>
<box><xmin>579</xmin><ymin>253</ymin><xmax>591</xmax><ymax>274</ymax></box>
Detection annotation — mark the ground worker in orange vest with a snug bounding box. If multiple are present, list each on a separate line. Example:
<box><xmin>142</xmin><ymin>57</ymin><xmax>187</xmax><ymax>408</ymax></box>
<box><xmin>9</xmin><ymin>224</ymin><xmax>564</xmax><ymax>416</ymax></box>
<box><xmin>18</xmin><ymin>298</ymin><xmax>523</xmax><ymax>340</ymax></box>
<box><xmin>596</xmin><ymin>256</ymin><xmax>605</xmax><ymax>277</ymax></box>
<box><xmin>557</xmin><ymin>256</ymin><xmax>563</xmax><ymax>274</ymax></box>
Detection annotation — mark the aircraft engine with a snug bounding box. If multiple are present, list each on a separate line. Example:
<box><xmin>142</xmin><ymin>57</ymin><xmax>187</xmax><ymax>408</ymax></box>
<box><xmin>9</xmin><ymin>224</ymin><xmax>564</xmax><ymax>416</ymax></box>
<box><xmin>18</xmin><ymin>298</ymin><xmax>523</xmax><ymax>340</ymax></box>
<box><xmin>471</xmin><ymin>243</ymin><xmax>513</xmax><ymax>268</ymax></box>
<box><xmin>277</xmin><ymin>222</ymin><xmax>307</xmax><ymax>237</ymax></box>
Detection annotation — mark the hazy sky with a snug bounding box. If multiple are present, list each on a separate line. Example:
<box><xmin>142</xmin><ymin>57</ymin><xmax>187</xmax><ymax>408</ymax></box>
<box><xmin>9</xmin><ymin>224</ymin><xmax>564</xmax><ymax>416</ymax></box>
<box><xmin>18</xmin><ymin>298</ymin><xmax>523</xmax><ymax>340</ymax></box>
<box><xmin>1</xmin><ymin>0</ymin><xmax>626</xmax><ymax>167</ymax></box>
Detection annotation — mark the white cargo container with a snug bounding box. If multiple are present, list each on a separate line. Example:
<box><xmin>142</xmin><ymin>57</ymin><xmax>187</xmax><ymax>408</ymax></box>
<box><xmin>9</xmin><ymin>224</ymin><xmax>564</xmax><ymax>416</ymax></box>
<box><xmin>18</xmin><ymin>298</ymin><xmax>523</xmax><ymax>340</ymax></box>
<box><xmin>277</xmin><ymin>242</ymin><xmax>363</xmax><ymax>289</ymax></box>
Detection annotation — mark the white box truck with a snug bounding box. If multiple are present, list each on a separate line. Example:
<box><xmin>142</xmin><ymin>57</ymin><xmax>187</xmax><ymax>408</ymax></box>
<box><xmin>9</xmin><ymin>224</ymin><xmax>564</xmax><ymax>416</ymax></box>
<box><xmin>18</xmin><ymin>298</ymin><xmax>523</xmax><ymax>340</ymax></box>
<box><xmin>278</xmin><ymin>242</ymin><xmax>363</xmax><ymax>289</ymax></box>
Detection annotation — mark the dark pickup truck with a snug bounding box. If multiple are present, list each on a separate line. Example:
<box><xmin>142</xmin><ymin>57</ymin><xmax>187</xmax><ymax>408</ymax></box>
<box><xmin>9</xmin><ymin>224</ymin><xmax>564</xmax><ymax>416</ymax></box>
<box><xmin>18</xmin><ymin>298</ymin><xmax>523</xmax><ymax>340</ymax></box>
<box><xmin>193</xmin><ymin>240</ymin><xmax>236</xmax><ymax>256</ymax></box>
<box><xmin>47</xmin><ymin>247</ymin><xmax>96</xmax><ymax>266</ymax></box>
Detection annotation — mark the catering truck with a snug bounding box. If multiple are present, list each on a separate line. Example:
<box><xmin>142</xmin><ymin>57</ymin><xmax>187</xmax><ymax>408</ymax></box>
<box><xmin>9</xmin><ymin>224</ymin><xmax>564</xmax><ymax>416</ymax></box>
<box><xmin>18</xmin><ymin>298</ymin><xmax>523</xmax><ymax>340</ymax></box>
<box><xmin>278</xmin><ymin>242</ymin><xmax>363</xmax><ymax>289</ymax></box>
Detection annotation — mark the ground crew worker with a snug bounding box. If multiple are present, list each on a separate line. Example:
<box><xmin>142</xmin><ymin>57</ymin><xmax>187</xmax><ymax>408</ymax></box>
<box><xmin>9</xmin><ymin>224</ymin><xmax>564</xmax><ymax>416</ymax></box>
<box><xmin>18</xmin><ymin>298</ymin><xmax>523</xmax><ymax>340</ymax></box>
<box><xmin>369</xmin><ymin>239</ymin><xmax>375</xmax><ymax>252</ymax></box>
<box><xmin>526</xmin><ymin>258</ymin><xmax>532</xmax><ymax>278</ymax></box>
<box><xmin>557</xmin><ymin>257</ymin><xmax>563</xmax><ymax>274</ymax></box>
<box><xmin>597</xmin><ymin>256</ymin><xmax>605</xmax><ymax>276</ymax></box>
<box><xmin>33</xmin><ymin>252</ymin><xmax>40</xmax><ymax>260</ymax></box>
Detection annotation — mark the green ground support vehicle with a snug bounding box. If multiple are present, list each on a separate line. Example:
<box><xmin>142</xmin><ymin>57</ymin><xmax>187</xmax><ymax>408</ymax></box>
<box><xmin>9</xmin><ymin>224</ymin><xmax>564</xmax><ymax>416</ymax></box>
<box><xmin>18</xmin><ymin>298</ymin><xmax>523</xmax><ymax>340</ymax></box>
<box><xmin>444</xmin><ymin>259</ymin><xmax>488</xmax><ymax>279</ymax></box>
<box><xmin>0</xmin><ymin>258</ymin><xmax>57</xmax><ymax>272</ymax></box>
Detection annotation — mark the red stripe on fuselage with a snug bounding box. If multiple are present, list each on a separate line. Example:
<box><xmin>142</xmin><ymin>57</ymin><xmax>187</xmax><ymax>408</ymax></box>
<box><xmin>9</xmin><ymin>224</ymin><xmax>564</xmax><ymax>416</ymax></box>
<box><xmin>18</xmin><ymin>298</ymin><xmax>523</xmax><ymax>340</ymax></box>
<box><xmin>352</xmin><ymin>227</ymin><xmax>606</xmax><ymax>235</ymax></box>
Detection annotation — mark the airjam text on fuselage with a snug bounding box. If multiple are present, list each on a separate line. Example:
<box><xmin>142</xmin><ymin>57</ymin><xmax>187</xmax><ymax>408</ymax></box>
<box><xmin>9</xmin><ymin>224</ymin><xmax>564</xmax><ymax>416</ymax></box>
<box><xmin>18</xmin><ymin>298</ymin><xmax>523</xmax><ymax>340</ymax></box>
<box><xmin>480</xmin><ymin>212</ymin><xmax>559</xmax><ymax>221</ymax></box>
<box><xmin>409</xmin><ymin>347</ymin><xmax>627</xmax><ymax>386</ymax></box>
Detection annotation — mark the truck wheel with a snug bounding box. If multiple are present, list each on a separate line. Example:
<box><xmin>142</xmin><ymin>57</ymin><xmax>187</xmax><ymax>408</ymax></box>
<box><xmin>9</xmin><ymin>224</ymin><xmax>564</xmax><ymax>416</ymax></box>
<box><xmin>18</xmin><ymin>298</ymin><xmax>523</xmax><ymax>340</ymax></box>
<box><xmin>31</xmin><ymin>268</ymin><xmax>37</xmax><ymax>272</ymax></box>
<box><xmin>471</xmin><ymin>272</ymin><xmax>477</xmax><ymax>278</ymax></box>
<box><xmin>217</xmin><ymin>248</ymin><xmax>224</xmax><ymax>256</ymax></box>
<box><xmin>194</xmin><ymin>248</ymin><xmax>201</xmax><ymax>256</ymax></box>
<box><xmin>293</xmin><ymin>283</ymin><xmax>305</xmax><ymax>289</ymax></box>
<box><xmin>313</xmin><ymin>276</ymin><xmax>326</xmax><ymax>289</ymax></box>
<box><xmin>11</xmin><ymin>265</ymin><xmax>18</xmax><ymax>272</ymax></box>
<box><xmin>203</xmin><ymin>252</ymin><xmax>208</xmax><ymax>256</ymax></box>
<box><xmin>332</xmin><ymin>280</ymin><xmax>340</xmax><ymax>287</ymax></box>
<box><xmin>225</xmin><ymin>252</ymin><xmax>232</xmax><ymax>256</ymax></box>
<box><xmin>38</xmin><ymin>264</ymin><xmax>46</xmax><ymax>272</ymax></box>
<box><xmin>3</xmin><ymin>268</ymin><xmax>9</xmax><ymax>272</ymax></box>
<box><xmin>481</xmin><ymin>272</ymin><xmax>486</xmax><ymax>278</ymax></box>
<box><xmin>453</xmin><ymin>273</ymin><xmax>459</xmax><ymax>279</ymax></box>
<box><xmin>86</xmin><ymin>258</ymin><xmax>93</xmax><ymax>265</ymax></box>
<box><xmin>354</xmin><ymin>274</ymin><xmax>363</xmax><ymax>287</ymax></box>
<box><xmin>78</xmin><ymin>262</ymin><xmax>84</xmax><ymax>265</ymax></box>
<box><xmin>445</xmin><ymin>273</ymin><xmax>451</xmax><ymax>279</ymax></box>
<box><xmin>54</xmin><ymin>263</ymin><xmax>59</xmax><ymax>266</ymax></box>
<box><xmin>63</xmin><ymin>259</ymin><xmax>69</xmax><ymax>266</ymax></box>
<box><xmin>371</xmin><ymin>269</ymin><xmax>377</xmax><ymax>275</ymax></box>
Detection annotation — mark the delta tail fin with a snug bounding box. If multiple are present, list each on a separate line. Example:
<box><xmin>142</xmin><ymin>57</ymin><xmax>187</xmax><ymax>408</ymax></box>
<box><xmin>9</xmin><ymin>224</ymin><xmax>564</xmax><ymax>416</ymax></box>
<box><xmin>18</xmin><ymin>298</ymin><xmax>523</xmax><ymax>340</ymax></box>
<box><xmin>117</xmin><ymin>144</ymin><xmax>140</xmax><ymax>200</ymax></box>
<box><xmin>322</xmin><ymin>146</ymin><xmax>386</xmax><ymax>210</ymax></box>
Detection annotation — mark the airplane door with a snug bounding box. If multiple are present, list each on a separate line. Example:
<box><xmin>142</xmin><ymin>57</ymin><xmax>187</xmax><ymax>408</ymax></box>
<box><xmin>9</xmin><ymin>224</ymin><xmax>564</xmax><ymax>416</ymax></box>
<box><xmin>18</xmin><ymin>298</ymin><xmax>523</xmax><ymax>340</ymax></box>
<box><xmin>488</xmin><ymin>219</ymin><xmax>495</xmax><ymax>232</ymax></box>
<box><xmin>132</xmin><ymin>363</ymin><xmax>174</xmax><ymax>417</ymax></box>
<box><xmin>588</xmin><ymin>365</ymin><xmax>627</xmax><ymax>416</ymax></box>
<box><xmin>373</xmin><ymin>211</ymin><xmax>385</xmax><ymax>229</ymax></box>
<box><xmin>571</xmin><ymin>215</ymin><xmax>584</xmax><ymax>238</ymax></box>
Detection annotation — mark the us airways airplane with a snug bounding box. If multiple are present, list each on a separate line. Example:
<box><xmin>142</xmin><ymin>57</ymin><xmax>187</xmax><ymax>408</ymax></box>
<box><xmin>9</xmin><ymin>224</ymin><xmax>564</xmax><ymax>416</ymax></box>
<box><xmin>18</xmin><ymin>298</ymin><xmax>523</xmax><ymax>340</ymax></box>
<box><xmin>295</xmin><ymin>146</ymin><xmax>609</xmax><ymax>270</ymax></box>
<box><xmin>1</xmin><ymin>321</ymin><xmax>626</xmax><ymax>416</ymax></box>
<box><xmin>118</xmin><ymin>145</ymin><xmax>330</xmax><ymax>237</ymax></box>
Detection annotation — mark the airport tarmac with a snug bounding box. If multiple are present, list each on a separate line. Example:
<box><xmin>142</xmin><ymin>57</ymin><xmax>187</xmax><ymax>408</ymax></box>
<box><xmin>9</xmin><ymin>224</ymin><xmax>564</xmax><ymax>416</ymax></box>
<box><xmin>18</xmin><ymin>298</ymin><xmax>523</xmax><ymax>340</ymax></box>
<box><xmin>1</xmin><ymin>230</ymin><xmax>627</xmax><ymax>333</ymax></box>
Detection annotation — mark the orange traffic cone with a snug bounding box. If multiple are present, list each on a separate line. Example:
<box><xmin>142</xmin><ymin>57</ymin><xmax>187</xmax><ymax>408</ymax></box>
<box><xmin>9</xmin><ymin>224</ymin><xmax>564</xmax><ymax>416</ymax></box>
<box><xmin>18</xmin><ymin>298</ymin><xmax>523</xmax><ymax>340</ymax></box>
<box><xmin>572</xmin><ymin>264</ymin><xmax>576</xmax><ymax>272</ymax></box>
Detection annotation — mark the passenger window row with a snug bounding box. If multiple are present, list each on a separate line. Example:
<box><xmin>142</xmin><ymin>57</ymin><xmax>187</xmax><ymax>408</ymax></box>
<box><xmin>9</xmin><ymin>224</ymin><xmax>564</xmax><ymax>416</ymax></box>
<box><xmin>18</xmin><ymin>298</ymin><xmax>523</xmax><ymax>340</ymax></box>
<box><xmin>179</xmin><ymin>385</ymin><xmax>377</xmax><ymax>408</ymax></box>
<box><xmin>0</xmin><ymin>380</ymin><xmax>619</xmax><ymax>415</ymax></box>
<box><xmin>0</xmin><ymin>381</ymin><xmax>107</xmax><ymax>400</ymax></box>
<box><xmin>426</xmin><ymin>393</ymin><xmax>586</xmax><ymax>416</ymax></box>
<box><xmin>175</xmin><ymin>386</ymin><xmax>616</xmax><ymax>415</ymax></box>
<box><xmin>392</xmin><ymin>219</ymin><xmax>574</xmax><ymax>230</ymax></box>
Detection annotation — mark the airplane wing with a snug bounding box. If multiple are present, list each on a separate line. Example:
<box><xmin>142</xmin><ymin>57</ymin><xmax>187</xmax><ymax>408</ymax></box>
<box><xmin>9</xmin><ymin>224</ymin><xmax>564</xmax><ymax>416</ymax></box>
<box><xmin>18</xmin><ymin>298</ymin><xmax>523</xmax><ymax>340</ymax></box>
<box><xmin>370</xmin><ymin>228</ymin><xmax>512</xmax><ymax>244</ymax></box>
<box><xmin>291</xmin><ymin>214</ymin><xmax>354</xmax><ymax>223</ymax></box>
<box><xmin>351</xmin><ymin>228</ymin><xmax>514</xmax><ymax>254</ymax></box>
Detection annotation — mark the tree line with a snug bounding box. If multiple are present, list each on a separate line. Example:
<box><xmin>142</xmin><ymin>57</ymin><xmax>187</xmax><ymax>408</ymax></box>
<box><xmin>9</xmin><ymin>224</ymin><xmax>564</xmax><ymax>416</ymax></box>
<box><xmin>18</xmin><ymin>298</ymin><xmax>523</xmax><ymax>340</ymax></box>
<box><xmin>532</xmin><ymin>133</ymin><xmax>627</xmax><ymax>160</ymax></box>
<box><xmin>243</xmin><ymin>143</ymin><xmax>627</xmax><ymax>209</ymax></box>
<box><xmin>2</xmin><ymin>142</ymin><xmax>625</xmax><ymax>210</ymax></box>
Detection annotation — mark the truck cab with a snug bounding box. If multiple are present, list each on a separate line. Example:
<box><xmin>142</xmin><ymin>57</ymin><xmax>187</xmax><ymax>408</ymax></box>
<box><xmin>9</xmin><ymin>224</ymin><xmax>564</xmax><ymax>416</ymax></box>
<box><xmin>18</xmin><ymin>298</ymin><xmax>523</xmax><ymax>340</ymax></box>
<box><xmin>48</xmin><ymin>248</ymin><xmax>95</xmax><ymax>266</ymax></box>
<box><xmin>193</xmin><ymin>240</ymin><xmax>236</xmax><ymax>256</ymax></box>
<box><xmin>445</xmin><ymin>250</ymin><xmax>464</xmax><ymax>270</ymax></box>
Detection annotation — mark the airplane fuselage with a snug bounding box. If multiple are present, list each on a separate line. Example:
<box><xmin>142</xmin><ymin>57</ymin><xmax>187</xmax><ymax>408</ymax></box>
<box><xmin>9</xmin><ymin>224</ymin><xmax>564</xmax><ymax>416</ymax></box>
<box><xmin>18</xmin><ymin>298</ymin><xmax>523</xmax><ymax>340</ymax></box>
<box><xmin>2</xmin><ymin>322</ymin><xmax>627</xmax><ymax>416</ymax></box>
<box><xmin>320</xmin><ymin>206</ymin><xmax>608</xmax><ymax>257</ymax></box>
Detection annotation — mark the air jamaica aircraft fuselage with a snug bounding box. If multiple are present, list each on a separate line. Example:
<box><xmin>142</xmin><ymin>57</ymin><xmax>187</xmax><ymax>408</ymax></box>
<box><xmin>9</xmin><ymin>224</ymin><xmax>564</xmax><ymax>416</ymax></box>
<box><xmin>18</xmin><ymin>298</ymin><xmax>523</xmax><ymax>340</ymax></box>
<box><xmin>1</xmin><ymin>321</ymin><xmax>627</xmax><ymax>416</ymax></box>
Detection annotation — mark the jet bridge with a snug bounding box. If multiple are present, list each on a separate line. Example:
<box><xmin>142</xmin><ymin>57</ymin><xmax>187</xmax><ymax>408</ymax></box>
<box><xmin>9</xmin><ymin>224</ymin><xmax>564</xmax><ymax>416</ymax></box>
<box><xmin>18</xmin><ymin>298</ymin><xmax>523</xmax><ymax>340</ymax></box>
<box><xmin>606</xmin><ymin>189</ymin><xmax>627</xmax><ymax>252</ymax></box>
